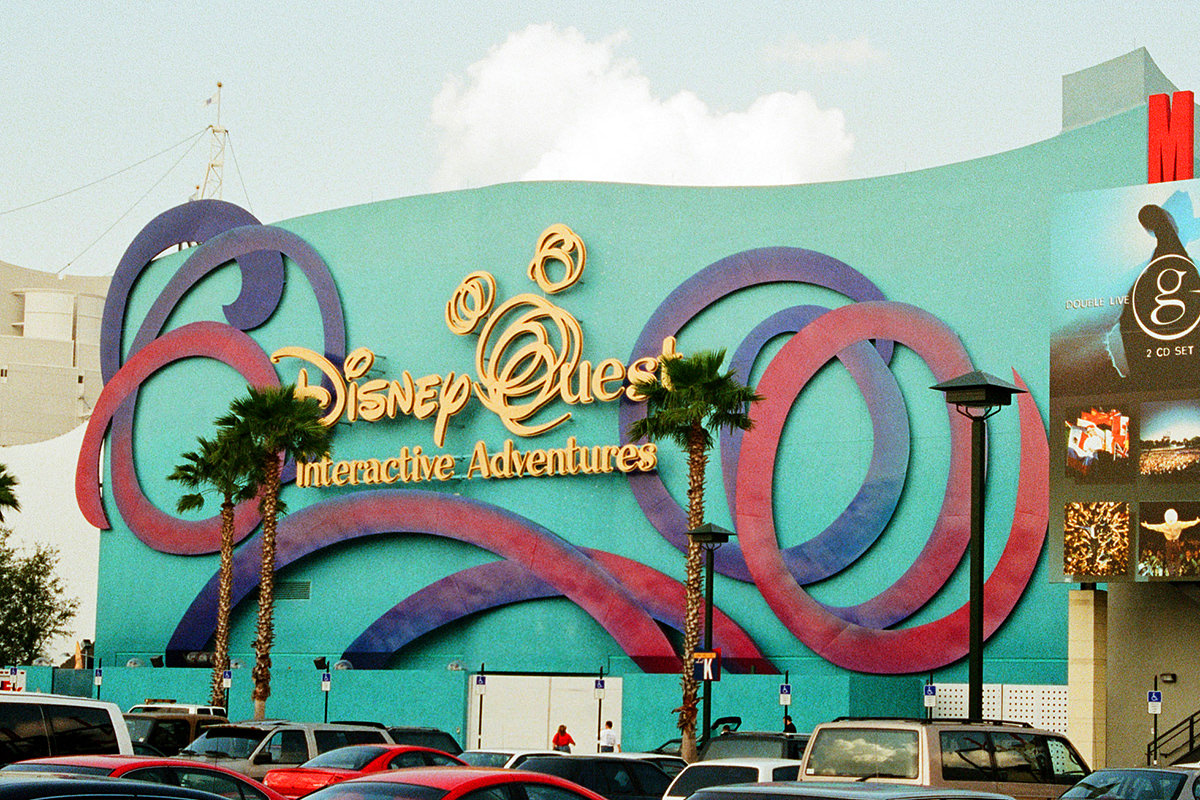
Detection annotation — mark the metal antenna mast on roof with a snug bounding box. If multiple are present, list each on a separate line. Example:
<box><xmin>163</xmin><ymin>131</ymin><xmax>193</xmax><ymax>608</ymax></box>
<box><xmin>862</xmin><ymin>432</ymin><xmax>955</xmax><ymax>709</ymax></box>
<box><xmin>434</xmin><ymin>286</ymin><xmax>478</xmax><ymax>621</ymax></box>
<box><xmin>198</xmin><ymin>82</ymin><xmax>226</xmax><ymax>200</ymax></box>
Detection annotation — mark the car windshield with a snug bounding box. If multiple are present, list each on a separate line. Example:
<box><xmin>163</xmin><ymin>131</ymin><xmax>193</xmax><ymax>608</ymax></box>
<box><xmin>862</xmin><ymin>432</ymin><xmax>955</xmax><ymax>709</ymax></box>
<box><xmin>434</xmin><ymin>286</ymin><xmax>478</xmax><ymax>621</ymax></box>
<box><xmin>1</xmin><ymin>764</ymin><xmax>110</xmax><ymax>776</ymax></box>
<box><xmin>1061</xmin><ymin>769</ymin><xmax>1187</xmax><ymax>800</ymax></box>
<box><xmin>703</xmin><ymin>737</ymin><xmax>784</xmax><ymax>760</ymax></box>
<box><xmin>669</xmin><ymin>765</ymin><xmax>758</xmax><ymax>797</ymax></box>
<box><xmin>459</xmin><ymin>752</ymin><xmax>510</xmax><ymax>768</ymax></box>
<box><xmin>184</xmin><ymin>726</ymin><xmax>268</xmax><ymax>758</ymax></box>
<box><xmin>804</xmin><ymin>728</ymin><xmax>920</xmax><ymax>780</ymax></box>
<box><xmin>304</xmin><ymin>783</ymin><xmax>449</xmax><ymax>800</ymax></box>
<box><xmin>127</xmin><ymin>718</ymin><xmax>157</xmax><ymax>740</ymax></box>
<box><xmin>305</xmin><ymin>746</ymin><xmax>389</xmax><ymax>770</ymax></box>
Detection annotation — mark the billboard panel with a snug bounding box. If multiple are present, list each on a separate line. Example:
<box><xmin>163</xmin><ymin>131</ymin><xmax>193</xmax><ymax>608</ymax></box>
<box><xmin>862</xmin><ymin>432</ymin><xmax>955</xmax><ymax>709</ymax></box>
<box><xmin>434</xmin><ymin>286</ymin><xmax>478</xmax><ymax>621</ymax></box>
<box><xmin>1050</xmin><ymin>180</ymin><xmax>1200</xmax><ymax>580</ymax></box>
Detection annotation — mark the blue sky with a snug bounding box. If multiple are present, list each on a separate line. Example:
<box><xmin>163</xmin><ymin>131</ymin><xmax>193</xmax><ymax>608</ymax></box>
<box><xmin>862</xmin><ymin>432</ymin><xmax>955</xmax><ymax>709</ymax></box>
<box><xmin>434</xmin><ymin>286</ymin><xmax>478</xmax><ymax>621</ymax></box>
<box><xmin>3</xmin><ymin>1</ymin><xmax>1199</xmax><ymax>275</ymax></box>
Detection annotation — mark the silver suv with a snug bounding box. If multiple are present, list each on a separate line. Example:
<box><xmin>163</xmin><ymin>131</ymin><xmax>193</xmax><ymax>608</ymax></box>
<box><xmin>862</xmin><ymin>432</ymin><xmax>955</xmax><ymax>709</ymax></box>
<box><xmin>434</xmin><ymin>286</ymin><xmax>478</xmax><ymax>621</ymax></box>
<box><xmin>176</xmin><ymin>721</ymin><xmax>391</xmax><ymax>779</ymax></box>
<box><xmin>800</xmin><ymin>718</ymin><xmax>1090</xmax><ymax>800</ymax></box>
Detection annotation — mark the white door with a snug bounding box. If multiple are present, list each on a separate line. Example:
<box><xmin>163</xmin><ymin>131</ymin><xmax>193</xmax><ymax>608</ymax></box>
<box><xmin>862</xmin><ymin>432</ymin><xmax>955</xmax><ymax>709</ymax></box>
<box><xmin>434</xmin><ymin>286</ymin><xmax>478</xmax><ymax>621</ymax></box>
<box><xmin>466</xmin><ymin>674</ymin><xmax>623</xmax><ymax>753</ymax></box>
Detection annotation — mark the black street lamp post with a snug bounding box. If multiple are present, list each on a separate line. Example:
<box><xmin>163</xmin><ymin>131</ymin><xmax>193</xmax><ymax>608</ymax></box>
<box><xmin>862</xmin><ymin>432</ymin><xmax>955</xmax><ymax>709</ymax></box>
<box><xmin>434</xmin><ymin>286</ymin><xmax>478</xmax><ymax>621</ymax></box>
<box><xmin>688</xmin><ymin>522</ymin><xmax>733</xmax><ymax>749</ymax></box>
<box><xmin>931</xmin><ymin>370</ymin><xmax>1024</xmax><ymax>721</ymax></box>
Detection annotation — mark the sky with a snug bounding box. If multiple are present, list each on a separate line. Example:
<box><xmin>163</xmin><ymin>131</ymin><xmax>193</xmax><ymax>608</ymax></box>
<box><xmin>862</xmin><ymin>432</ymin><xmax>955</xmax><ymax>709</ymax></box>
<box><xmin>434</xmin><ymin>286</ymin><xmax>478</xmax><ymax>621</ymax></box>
<box><xmin>3</xmin><ymin>1</ymin><xmax>1200</xmax><ymax>277</ymax></box>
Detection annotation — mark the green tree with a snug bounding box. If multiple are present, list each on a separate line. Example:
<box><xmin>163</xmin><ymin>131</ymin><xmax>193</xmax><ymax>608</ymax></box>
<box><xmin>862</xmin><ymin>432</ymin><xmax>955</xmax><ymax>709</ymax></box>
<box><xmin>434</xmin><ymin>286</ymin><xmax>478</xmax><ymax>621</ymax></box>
<box><xmin>627</xmin><ymin>349</ymin><xmax>761</xmax><ymax>762</ymax></box>
<box><xmin>169</xmin><ymin>431</ymin><xmax>263</xmax><ymax>708</ymax></box>
<box><xmin>217</xmin><ymin>385</ymin><xmax>333</xmax><ymax>720</ymax></box>
<box><xmin>0</xmin><ymin>528</ymin><xmax>79</xmax><ymax>665</ymax></box>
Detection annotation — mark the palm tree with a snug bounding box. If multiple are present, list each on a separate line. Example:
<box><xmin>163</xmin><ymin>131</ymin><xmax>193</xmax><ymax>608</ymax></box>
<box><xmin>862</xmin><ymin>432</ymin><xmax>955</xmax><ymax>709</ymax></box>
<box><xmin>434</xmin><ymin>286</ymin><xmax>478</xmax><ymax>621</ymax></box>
<box><xmin>217</xmin><ymin>384</ymin><xmax>333</xmax><ymax>720</ymax></box>
<box><xmin>0</xmin><ymin>465</ymin><xmax>19</xmax><ymax>521</ymax></box>
<box><xmin>627</xmin><ymin>349</ymin><xmax>761</xmax><ymax>762</ymax></box>
<box><xmin>169</xmin><ymin>431</ymin><xmax>263</xmax><ymax>707</ymax></box>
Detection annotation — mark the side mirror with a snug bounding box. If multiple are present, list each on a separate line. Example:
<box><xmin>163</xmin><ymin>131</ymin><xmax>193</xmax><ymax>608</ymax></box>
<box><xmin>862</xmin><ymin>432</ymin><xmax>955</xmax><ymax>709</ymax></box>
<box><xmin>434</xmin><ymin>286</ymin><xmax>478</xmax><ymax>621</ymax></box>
<box><xmin>253</xmin><ymin>752</ymin><xmax>273</xmax><ymax>765</ymax></box>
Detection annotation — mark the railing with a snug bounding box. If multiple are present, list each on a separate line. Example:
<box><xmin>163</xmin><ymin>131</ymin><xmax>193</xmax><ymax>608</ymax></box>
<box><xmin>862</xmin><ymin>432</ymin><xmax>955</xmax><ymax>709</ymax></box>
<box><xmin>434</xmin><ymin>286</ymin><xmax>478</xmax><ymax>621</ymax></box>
<box><xmin>1147</xmin><ymin>708</ymin><xmax>1200</xmax><ymax>765</ymax></box>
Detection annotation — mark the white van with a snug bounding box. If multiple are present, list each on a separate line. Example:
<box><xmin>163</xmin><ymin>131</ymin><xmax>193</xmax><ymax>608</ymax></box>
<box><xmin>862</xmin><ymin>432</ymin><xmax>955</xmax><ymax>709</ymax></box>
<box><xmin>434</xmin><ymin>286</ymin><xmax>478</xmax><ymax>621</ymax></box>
<box><xmin>0</xmin><ymin>693</ymin><xmax>133</xmax><ymax>764</ymax></box>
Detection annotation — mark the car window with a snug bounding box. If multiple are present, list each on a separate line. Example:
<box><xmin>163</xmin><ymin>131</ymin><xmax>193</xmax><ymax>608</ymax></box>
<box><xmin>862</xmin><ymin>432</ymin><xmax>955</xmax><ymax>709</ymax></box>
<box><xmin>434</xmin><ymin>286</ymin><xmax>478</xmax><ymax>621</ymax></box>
<box><xmin>940</xmin><ymin>730</ymin><xmax>994</xmax><ymax>782</ymax></box>
<box><xmin>308</xmin><ymin>746</ymin><xmax>387</xmax><ymax>770</ymax></box>
<box><xmin>48</xmin><ymin>704</ymin><xmax>120</xmax><ymax>755</ymax></box>
<box><xmin>629</xmin><ymin>762</ymin><xmax>670</xmax><ymax>794</ymax></box>
<box><xmin>389</xmin><ymin>751</ymin><xmax>429</xmax><ymax>769</ymax></box>
<box><xmin>460</xmin><ymin>752</ymin><xmax>509</xmax><ymax>768</ymax></box>
<box><xmin>1063</xmin><ymin>769</ymin><xmax>1185</xmax><ymax>800</ymax></box>
<box><xmin>426</xmin><ymin>752</ymin><xmax>461</xmax><ymax>766</ymax></box>
<box><xmin>770</xmin><ymin>765</ymin><xmax>799</xmax><ymax>781</ymax></box>
<box><xmin>122</xmin><ymin>767</ymin><xmax>178</xmax><ymax>785</ymax></box>
<box><xmin>266</xmin><ymin>730</ymin><xmax>309</xmax><ymax>764</ymax></box>
<box><xmin>522</xmin><ymin>783</ymin><xmax>599</xmax><ymax>800</ymax></box>
<box><xmin>0</xmin><ymin>703</ymin><xmax>50</xmax><ymax>763</ymax></box>
<box><xmin>176</xmin><ymin>767</ymin><xmax>260</xmax><ymax>799</ymax></box>
<box><xmin>305</xmin><ymin>784</ymin><xmax>449</xmax><ymax>800</ymax></box>
<box><xmin>599</xmin><ymin>763</ymin><xmax>636</xmax><ymax>796</ymax></box>
<box><xmin>670</xmin><ymin>765</ymin><xmax>758</xmax><ymax>797</ymax></box>
<box><xmin>459</xmin><ymin>787</ymin><xmax>512</xmax><ymax>800</ymax></box>
<box><xmin>149</xmin><ymin>720</ymin><xmax>192</xmax><ymax>755</ymax></box>
<box><xmin>187</xmin><ymin>727</ymin><xmax>266</xmax><ymax>758</ymax></box>
<box><xmin>991</xmin><ymin>732</ymin><xmax>1053</xmax><ymax>784</ymax></box>
<box><xmin>315</xmin><ymin>729</ymin><xmax>389</xmax><ymax>752</ymax></box>
<box><xmin>1045</xmin><ymin>736</ymin><xmax>1090</xmax><ymax>783</ymax></box>
<box><xmin>805</xmin><ymin>727</ymin><xmax>919</xmax><ymax>779</ymax></box>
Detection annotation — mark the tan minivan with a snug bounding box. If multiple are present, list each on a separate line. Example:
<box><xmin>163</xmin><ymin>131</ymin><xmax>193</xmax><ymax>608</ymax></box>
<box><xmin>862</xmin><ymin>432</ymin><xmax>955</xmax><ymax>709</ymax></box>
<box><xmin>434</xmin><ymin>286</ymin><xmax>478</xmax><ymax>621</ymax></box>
<box><xmin>799</xmin><ymin>718</ymin><xmax>1090</xmax><ymax>800</ymax></box>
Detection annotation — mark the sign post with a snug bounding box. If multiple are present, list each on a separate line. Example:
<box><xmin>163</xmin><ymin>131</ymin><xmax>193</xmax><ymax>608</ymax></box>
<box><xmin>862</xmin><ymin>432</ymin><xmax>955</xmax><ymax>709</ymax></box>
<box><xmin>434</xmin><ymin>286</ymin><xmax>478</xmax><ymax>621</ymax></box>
<box><xmin>321</xmin><ymin>671</ymin><xmax>331</xmax><ymax>722</ymax></box>
<box><xmin>474</xmin><ymin>670</ymin><xmax>486</xmax><ymax>749</ymax></box>
<box><xmin>924</xmin><ymin>684</ymin><xmax>937</xmax><ymax>719</ymax></box>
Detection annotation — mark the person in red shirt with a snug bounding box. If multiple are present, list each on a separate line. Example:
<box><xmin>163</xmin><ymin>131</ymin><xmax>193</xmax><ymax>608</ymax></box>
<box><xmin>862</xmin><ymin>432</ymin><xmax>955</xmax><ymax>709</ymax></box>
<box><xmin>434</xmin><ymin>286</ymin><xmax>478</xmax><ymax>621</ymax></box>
<box><xmin>552</xmin><ymin>724</ymin><xmax>576</xmax><ymax>752</ymax></box>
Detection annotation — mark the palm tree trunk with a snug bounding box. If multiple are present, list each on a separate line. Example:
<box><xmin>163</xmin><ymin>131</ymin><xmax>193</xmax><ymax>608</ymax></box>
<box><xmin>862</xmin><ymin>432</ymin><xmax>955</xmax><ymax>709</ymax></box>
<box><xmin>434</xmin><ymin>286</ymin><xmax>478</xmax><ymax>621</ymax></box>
<box><xmin>679</xmin><ymin>424</ymin><xmax>708</xmax><ymax>762</ymax></box>
<box><xmin>251</xmin><ymin>456</ymin><xmax>281</xmax><ymax>720</ymax></box>
<box><xmin>210</xmin><ymin>500</ymin><xmax>236</xmax><ymax>708</ymax></box>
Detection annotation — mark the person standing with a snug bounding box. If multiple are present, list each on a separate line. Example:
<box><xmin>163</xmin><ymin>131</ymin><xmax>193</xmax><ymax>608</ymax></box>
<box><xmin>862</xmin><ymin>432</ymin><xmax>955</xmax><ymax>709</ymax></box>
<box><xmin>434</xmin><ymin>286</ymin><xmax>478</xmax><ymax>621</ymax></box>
<box><xmin>553</xmin><ymin>724</ymin><xmax>576</xmax><ymax>753</ymax></box>
<box><xmin>783</xmin><ymin>715</ymin><xmax>797</xmax><ymax>733</ymax></box>
<box><xmin>599</xmin><ymin>720</ymin><xmax>620</xmax><ymax>752</ymax></box>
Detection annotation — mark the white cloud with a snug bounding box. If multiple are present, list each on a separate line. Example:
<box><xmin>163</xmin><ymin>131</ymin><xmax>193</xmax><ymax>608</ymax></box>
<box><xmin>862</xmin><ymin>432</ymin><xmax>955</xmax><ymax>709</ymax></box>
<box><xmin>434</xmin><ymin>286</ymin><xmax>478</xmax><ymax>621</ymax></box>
<box><xmin>430</xmin><ymin>23</ymin><xmax>854</xmax><ymax>190</ymax></box>
<box><xmin>765</xmin><ymin>35</ymin><xmax>886</xmax><ymax>69</ymax></box>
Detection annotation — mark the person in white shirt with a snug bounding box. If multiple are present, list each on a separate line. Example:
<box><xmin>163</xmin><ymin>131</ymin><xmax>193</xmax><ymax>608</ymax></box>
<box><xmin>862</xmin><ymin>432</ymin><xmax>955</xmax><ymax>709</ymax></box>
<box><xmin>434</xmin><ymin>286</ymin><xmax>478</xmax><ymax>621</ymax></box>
<box><xmin>599</xmin><ymin>720</ymin><xmax>620</xmax><ymax>752</ymax></box>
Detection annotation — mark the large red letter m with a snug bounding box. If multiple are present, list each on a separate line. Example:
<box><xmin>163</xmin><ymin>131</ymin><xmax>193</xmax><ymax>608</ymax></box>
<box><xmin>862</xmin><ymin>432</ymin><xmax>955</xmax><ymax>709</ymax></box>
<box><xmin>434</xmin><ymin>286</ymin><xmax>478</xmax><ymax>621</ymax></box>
<box><xmin>1149</xmin><ymin>91</ymin><xmax>1195</xmax><ymax>183</ymax></box>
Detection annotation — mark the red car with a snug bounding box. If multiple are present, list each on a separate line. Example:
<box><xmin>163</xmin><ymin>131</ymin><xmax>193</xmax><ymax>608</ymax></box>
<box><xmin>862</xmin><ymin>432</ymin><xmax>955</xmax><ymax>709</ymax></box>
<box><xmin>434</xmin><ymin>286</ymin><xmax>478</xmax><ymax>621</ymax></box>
<box><xmin>297</xmin><ymin>767</ymin><xmax>610</xmax><ymax>800</ymax></box>
<box><xmin>1</xmin><ymin>754</ymin><xmax>287</xmax><ymax>800</ymax></box>
<box><xmin>264</xmin><ymin>745</ymin><xmax>465</xmax><ymax>798</ymax></box>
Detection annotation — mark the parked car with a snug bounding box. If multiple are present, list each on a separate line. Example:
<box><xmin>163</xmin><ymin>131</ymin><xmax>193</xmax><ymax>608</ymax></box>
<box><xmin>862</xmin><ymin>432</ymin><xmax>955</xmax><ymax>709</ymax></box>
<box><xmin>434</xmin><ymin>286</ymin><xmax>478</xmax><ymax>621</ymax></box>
<box><xmin>329</xmin><ymin>723</ymin><xmax>462</xmax><ymax>756</ymax></box>
<box><xmin>263</xmin><ymin>745</ymin><xmax>466</xmax><ymax>798</ymax></box>
<box><xmin>664</xmin><ymin>757</ymin><xmax>804</xmax><ymax>800</ymax></box>
<box><xmin>384</xmin><ymin>728</ymin><xmax>462</xmax><ymax>756</ymax></box>
<box><xmin>800</xmin><ymin>718</ymin><xmax>1089</xmax><ymax>800</ymax></box>
<box><xmin>699</xmin><ymin>732</ymin><xmax>809</xmax><ymax>761</ymax></box>
<box><xmin>0</xmin><ymin>694</ymin><xmax>133</xmax><ymax>765</ymax></box>
<box><xmin>459</xmin><ymin>749</ymin><xmax>565</xmax><ymax>769</ymax></box>
<box><xmin>0</xmin><ymin>772</ymin><xmax>234</xmax><ymax>800</ymax></box>
<box><xmin>1060</xmin><ymin>766</ymin><xmax>1200</xmax><ymax>799</ymax></box>
<box><xmin>126</xmin><ymin>704</ymin><xmax>226</xmax><ymax>717</ymax></box>
<box><xmin>517</xmin><ymin>755</ymin><xmax>672</xmax><ymax>800</ymax></box>
<box><xmin>653</xmin><ymin>718</ymin><xmax>742</xmax><ymax>757</ymax></box>
<box><xmin>303</xmin><ymin>768</ymin><xmax>611</xmax><ymax>800</ymax></box>
<box><xmin>175</xmin><ymin>722</ymin><xmax>392</xmax><ymax>780</ymax></box>
<box><xmin>688</xmin><ymin>782</ymin><xmax>1017</xmax><ymax>800</ymax></box>
<box><xmin>606</xmin><ymin>753</ymin><xmax>686</xmax><ymax>778</ymax></box>
<box><xmin>125</xmin><ymin>713</ymin><xmax>229</xmax><ymax>757</ymax></box>
<box><xmin>1</xmin><ymin>753</ymin><xmax>285</xmax><ymax>800</ymax></box>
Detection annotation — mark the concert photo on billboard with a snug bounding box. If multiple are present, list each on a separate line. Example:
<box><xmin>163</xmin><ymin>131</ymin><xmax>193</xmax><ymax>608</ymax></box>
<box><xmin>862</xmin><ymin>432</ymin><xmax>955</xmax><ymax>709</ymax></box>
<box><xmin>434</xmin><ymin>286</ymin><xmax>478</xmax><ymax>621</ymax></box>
<box><xmin>1064</xmin><ymin>405</ymin><xmax>1132</xmax><ymax>482</ymax></box>
<box><xmin>1063</xmin><ymin>501</ymin><xmax>1131</xmax><ymax>578</ymax></box>
<box><xmin>1137</xmin><ymin>500</ymin><xmax>1200</xmax><ymax>578</ymax></box>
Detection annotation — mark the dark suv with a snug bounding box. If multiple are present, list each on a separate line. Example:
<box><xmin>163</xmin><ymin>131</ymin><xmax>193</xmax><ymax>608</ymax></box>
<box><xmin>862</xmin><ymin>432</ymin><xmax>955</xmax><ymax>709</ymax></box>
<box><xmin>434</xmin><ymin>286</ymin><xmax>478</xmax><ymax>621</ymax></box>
<box><xmin>699</xmin><ymin>731</ymin><xmax>810</xmax><ymax>761</ymax></box>
<box><xmin>517</xmin><ymin>755</ymin><xmax>671</xmax><ymax>800</ymax></box>
<box><xmin>385</xmin><ymin>727</ymin><xmax>461</xmax><ymax>755</ymax></box>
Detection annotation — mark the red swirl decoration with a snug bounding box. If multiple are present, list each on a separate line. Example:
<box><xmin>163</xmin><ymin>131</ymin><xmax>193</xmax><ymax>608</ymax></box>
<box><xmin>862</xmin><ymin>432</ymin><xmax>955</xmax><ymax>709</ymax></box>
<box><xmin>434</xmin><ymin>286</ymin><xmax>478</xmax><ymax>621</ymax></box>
<box><xmin>735</xmin><ymin>302</ymin><xmax>1047</xmax><ymax>672</ymax></box>
<box><xmin>76</xmin><ymin>322</ymin><xmax>280</xmax><ymax>554</ymax></box>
